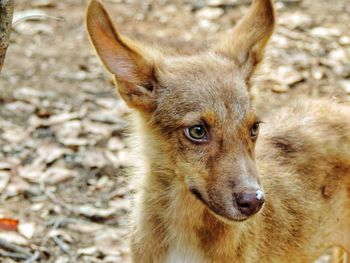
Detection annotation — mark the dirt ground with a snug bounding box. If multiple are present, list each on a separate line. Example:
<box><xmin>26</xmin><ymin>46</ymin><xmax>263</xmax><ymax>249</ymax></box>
<box><xmin>0</xmin><ymin>0</ymin><xmax>349</xmax><ymax>262</ymax></box>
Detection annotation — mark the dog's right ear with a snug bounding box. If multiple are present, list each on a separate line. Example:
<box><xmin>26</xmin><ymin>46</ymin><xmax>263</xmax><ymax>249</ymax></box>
<box><xmin>216</xmin><ymin>0</ymin><xmax>275</xmax><ymax>81</ymax></box>
<box><xmin>86</xmin><ymin>0</ymin><xmax>156</xmax><ymax>111</ymax></box>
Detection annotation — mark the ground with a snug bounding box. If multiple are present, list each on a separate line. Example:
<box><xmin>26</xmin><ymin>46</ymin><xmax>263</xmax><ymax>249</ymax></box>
<box><xmin>0</xmin><ymin>0</ymin><xmax>349</xmax><ymax>262</ymax></box>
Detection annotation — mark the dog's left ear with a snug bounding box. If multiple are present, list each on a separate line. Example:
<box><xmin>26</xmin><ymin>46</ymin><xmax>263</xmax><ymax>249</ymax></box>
<box><xmin>216</xmin><ymin>0</ymin><xmax>275</xmax><ymax>80</ymax></box>
<box><xmin>86</xmin><ymin>0</ymin><xmax>157</xmax><ymax>112</ymax></box>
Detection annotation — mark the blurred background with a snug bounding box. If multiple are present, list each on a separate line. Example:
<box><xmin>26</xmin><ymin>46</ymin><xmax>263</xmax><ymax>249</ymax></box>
<box><xmin>0</xmin><ymin>0</ymin><xmax>349</xmax><ymax>262</ymax></box>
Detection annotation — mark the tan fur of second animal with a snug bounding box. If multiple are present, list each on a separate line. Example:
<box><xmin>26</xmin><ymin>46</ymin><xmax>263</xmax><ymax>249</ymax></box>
<box><xmin>86</xmin><ymin>0</ymin><xmax>350</xmax><ymax>262</ymax></box>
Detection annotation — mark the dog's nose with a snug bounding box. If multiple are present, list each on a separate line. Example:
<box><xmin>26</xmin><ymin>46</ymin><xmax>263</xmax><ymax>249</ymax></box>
<box><xmin>235</xmin><ymin>191</ymin><xmax>265</xmax><ymax>216</ymax></box>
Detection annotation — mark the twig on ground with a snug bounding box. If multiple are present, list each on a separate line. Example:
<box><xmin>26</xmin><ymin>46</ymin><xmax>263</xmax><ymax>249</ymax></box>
<box><xmin>24</xmin><ymin>251</ymin><xmax>40</xmax><ymax>263</ymax></box>
<box><xmin>46</xmin><ymin>217</ymin><xmax>77</xmax><ymax>229</ymax></box>
<box><xmin>51</xmin><ymin>236</ymin><xmax>70</xmax><ymax>255</ymax></box>
<box><xmin>0</xmin><ymin>237</ymin><xmax>31</xmax><ymax>257</ymax></box>
<box><xmin>0</xmin><ymin>251</ymin><xmax>29</xmax><ymax>260</ymax></box>
<box><xmin>44</xmin><ymin>188</ymin><xmax>76</xmax><ymax>214</ymax></box>
<box><xmin>12</xmin><ymin>15</ymin><xmax>64</xmax><ymax>27</ymax></box>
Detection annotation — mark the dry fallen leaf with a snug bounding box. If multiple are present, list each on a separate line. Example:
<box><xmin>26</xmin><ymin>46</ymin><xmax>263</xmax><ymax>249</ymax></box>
<box><xmin>0</xmin><ymin>171</ymin><xmax>11</xmax><ymax>192</ymax></box>
<box><xmin>107</xmin><ymin>137</ymin><xmax>125</xmax><ymax>152</ymax></box>
<box><xmin>18</xmin><ymin>222</ymin><xmax>35</xmax><ymax>239</ymax></box>
<box><xmin>66</xmin><ymin>222</ymin><xmax>104</xmax><ymax>234</ymax></box>
<box><xmin>41</xmin><ymin>166</ymin><xmax>78</xmax><ymax>185</ymax></box>
<box><xmin>77</xmin><ymin>246</ymin><xmax>98</xmax><ymax>256</ymax></box>
<box><xmin>4</xmin><ymin>175</ymin><xmax>32</xmax><ymax>197</ymax></box>
<box><xmin>195</xmin><ymin>7</ymin><xmax>224</xmax><ymax>20</ymax></box>
<box><xmin>82</xmin><ymin>149</ymin><xmax>109</xmax><ymax>169</ymax></box>
<box><xmin>94</xmin><ymin>230</ymin><xmax>126</xmax><ymax>257</ymax></box>
<box><xmin>275</xmin><ymin>66</ymin><xmax>304</xmax><ymax>86</ymax></box>
<box><xmin>13</xmin><ymin>87</ymin><xmax>56</xmax><ymax>101</ymax></box>
<box><xmin>46</xmin><ymin>112</ymin><xmax>82</xmax><ymax>126</ymax></box>
<box><xmin>83</xmin><ymin>120</ymin><xmax>114</xmax><ymax>137</ymax></box>
<box><xmin>4</xmin><ymin>101</ymin><xmax>36</xmax><ymax>115</ymax></box>
<box><xmin>339</xmin><ymin>80</ymin><xmax>350</xmax><ymax>94</ymax></box>
<box><xmin>78</xmin><ymin>205</ymin><xmax>118</xmax><ymax>219</ymax></box>
<box><xmin>52</xmin><ymin>120</ymin><xmax>82</xmax><ymax>139</ymax></box>
<box><xmin>88</xmin><ymin>109</ymin><xmax>126</xmax><ymax>124</ymax></box>
<box><xmin>18</xmin><ymin>158</ymin><xmax>45</xmax><ymax>183</ymax></box>
<box><xmin>13</xmin><ymin>9</ymin><xmax>49</xmax><ymax>23</ymax></box>
<box><xmin>310</xmin><ymin>27</ymin><xmax>341</xmax><ymax>39</ymax></box>
<box><xmin>31</xmin><ymin>0</ymin><xmax>57</xmax><ymax>8</ymax></box>
<box><xmin>0</xmin><ymin>160</ymin><xmax>14</xmax><ymax>170</ymax></box>
<box><xmin>109</xmin><ymin>198</ymin><xmax>131</xmax><ymax>212</ymax></box>
<box><xmin>0</xmin><ymin>218</ymin><xmax>19</xmax><ymax>231</ymax></box>
<box><xmin>37</xmin><ymin>143</ymin><xmax>72</xmax><ymax>164</ymax></box>
<box><xmin>0</xmin><ymin>231</ymin><xmax>28</xmax><ymax>246</ymax></box>
<box><xmin>48</xmin><ymin>229</ymin><xmax>74</xmax><ymax>243</ymax></box>
<box><xmin>58</xmin><ymin>137</ymin><xmax>90</xmax><ymax>147</ymax></box>
<box><xmin>1</xmin><ymin>126</ymin><xmax>31</xmax><ymax>143</ymax></box>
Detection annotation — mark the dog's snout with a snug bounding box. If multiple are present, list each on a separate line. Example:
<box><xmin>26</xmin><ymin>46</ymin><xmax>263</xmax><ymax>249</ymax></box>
<box><xmin>235</xmin><ymin>191</ymin><xmax>265</xmax><ymax>217</ymax></box>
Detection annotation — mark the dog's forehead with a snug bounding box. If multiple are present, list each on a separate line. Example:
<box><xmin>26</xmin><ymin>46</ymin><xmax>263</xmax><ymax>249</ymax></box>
<box><xmin>155</xmin><ymin>53</ymin><xmax>251</xmax><ymax>125</ymax></box>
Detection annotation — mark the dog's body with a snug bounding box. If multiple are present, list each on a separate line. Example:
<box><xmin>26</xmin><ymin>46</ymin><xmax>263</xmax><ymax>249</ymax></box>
<box><xmin>86</xmin><ymin>0</ymin><xmax>350</xmax><ymax>262</ymax></box>
<box><xmin>130</xmin><ymin>100</ymin><xmax>350</xmax><ymax>263</ymax></box>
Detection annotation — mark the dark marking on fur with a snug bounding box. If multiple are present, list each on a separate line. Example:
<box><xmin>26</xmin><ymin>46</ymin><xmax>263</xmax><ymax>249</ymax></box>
<box><xmin>190</xmin><ymin>188</ymin><xmax>205</xmax><ymax>202</ymax></box>
<box><xmin>270</xmin><ymin>135</ymin><xmax>298</xmax><ymax>155</ymax></box>
<box><xmin>197</xmin><ymin>209</ymin><xmax>228</xmax><ymax>252</ymax></box>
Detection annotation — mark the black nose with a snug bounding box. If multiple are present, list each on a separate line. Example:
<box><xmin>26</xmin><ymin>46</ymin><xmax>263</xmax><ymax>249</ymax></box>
<box><xmin>235</xmin><ymin>192</ymin><xmax>265</xmax><ymax>216</ymax></box>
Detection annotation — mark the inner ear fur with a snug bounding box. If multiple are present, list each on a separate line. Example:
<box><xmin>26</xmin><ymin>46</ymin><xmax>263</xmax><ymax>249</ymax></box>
<box><xmin>86</xmin><ymin>0</ymin><xmax>158</xmax><ymax>111</ymax></box>
<box><xmin>216</xmin><ymin>0</ymin><xmax>275</xmax><ymax>79</ymax></box>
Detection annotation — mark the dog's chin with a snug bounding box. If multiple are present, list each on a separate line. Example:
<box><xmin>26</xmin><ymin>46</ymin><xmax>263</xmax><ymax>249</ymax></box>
<box><xmin>189</xmin><ymin>188</ymin><xmax>248</xmax><ymax>224</ymax></box>
<box><xmin>207</xmin><ymin>206</ymin><xmax>249</xmax><ymax>224</ymax></box>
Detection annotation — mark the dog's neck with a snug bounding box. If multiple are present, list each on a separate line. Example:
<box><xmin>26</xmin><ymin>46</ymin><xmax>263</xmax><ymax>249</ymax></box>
<box><xmin>139</xmin><ymin>158</ymin><xmax>246</xmax><ymax>258</ymax></box>
<box><xmin>132</xmin><ymin>114</ymin><xmax>253</xmax><ymax>260</ymax></box>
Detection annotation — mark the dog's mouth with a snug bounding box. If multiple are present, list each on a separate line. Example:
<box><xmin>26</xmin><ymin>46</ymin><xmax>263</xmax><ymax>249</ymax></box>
<box><xmin>189</xmin><ymin>188</ymin><xmax>249</xmax><ymax>223</ymax></box>
<box><xmin>190</xmin><ymin>188</ymin><xmax>206</xmax><ymax>203</ymax></box>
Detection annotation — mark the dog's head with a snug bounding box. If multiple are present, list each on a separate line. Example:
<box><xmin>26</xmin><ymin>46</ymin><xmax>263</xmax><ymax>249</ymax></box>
<box><xmin>87</xmin><ymin>0</ymin><xmax>275</xmax><ymax>222</ymax></box>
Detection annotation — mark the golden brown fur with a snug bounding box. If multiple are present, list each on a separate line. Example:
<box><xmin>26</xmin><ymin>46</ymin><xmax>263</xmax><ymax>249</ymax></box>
<box><xmin>86</xmin><ymin>0</ymin><xmax>350</xmax><ymax>262</ymax></box>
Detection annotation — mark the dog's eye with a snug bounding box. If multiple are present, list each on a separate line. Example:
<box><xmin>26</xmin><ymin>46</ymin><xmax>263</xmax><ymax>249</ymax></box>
<box><xmin>250</xmin><ymin>122</ymin><xmax>260</xmax><ymax>140</ymax></box>
<box><xmin>185</xmin><ymin>125</ymin><xmax>208</xmax><ymax>143</ymax></box>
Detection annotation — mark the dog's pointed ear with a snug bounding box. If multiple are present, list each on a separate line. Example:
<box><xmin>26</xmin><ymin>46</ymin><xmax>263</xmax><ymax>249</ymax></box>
<box><xmin>216</xmin><ymin>0</ymin><xmax>275</xmax><ymax>80</ymax></box>
<box><xmin>86</xmin><ymin>0</ymin><xmax>156</xmax><ymax>111</ymax></box>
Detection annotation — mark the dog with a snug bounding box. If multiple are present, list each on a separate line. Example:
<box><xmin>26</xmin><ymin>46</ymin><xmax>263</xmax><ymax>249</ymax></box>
<box><xmin>86</xmin><ymin>0</ymin><xmax>350</xmax><ymax>262</ymax></box>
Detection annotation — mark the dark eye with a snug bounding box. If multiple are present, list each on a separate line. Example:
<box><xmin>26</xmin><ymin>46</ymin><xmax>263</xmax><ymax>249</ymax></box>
<box><xmin>184</xmin><ymin>125</ymin><xmax>208</xmax><ymax>143</ymax></box>
<box><xmin>250</xmin><ymin>122</ymin><xmax>260</xmax><ymax>140</ymax></box>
